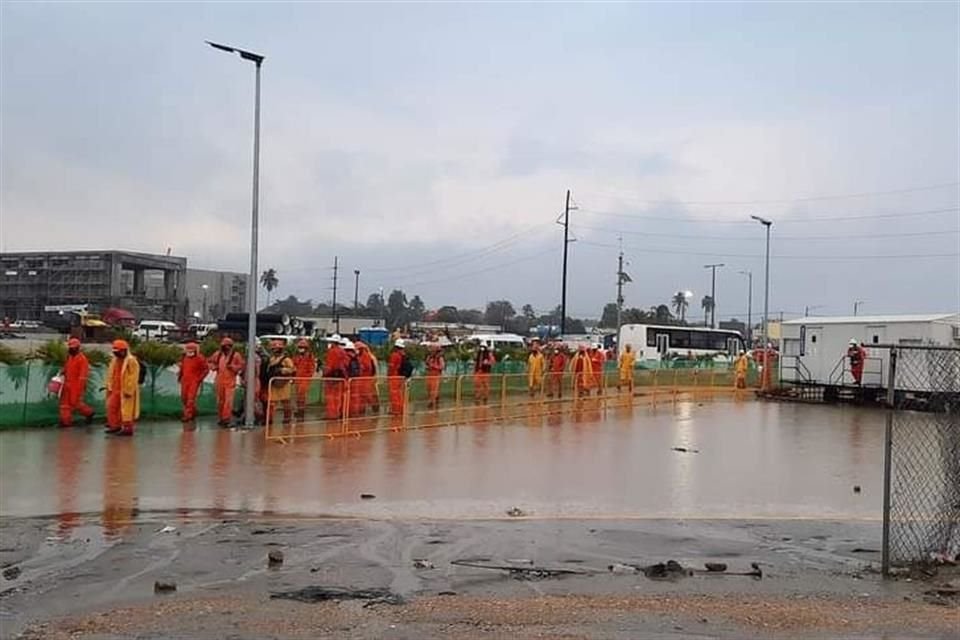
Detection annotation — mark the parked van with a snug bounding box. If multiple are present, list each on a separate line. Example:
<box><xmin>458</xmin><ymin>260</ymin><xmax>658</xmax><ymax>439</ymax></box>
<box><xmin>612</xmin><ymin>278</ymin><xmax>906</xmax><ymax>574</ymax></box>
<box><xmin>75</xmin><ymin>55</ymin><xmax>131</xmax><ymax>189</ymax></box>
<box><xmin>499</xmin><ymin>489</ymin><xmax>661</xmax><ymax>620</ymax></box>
<box><xmin>465</xmin><ymin>333</ymin><xmax>527</xmax><ymax>350</ymax></box>
<box><xmin>134</xmin><ymin>320</ymin><xmax>178</xmax><ymax>341</ymax></box>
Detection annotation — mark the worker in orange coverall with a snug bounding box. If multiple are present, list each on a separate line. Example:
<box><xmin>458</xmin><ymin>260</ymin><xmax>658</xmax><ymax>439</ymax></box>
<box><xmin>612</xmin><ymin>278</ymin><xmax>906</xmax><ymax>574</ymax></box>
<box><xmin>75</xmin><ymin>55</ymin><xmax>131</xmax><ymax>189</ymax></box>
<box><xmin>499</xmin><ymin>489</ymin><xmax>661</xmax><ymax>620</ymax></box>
<box><xmin>356</xmin><ymin>341</ymin><xmax>379</xmax><ymax>413</ymax></box>
<box><xmin>177</xmin><ymin>342</ymin><xmax>208</xmax><ymax>422</ymax></box>
<box><xmin>58</xmin><ymin>337</ymin><xmax>94</xmax><ymax>427</ymax></box>
<box><xmin>208</xmin><ymin>337</ymin><xmax>244</xmax><ymax>427</ymax></box>
<box><xmin>387</xmin><ymin>340</ymin><xmax>410</xmax><ymax>415</ymax></box>
<box><xmin>292</xmin><ymin>339</ymin><xmax>317</xmax><ymax>419</ymax></box>
<box><xmin>323</xmin><ymin>337</ymin><xmax>347</xmax><ymax>419</ymax></box>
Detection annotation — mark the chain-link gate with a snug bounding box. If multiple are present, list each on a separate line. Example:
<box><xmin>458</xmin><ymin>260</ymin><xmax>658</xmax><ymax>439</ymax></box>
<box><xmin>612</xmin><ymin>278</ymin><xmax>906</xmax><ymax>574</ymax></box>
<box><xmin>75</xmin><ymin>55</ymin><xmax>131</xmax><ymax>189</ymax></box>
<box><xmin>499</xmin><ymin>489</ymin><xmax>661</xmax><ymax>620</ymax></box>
<box><xmin>882</xmin><ymin>345</ymin><xmax>960</xmax><ymax>573</ymax></box>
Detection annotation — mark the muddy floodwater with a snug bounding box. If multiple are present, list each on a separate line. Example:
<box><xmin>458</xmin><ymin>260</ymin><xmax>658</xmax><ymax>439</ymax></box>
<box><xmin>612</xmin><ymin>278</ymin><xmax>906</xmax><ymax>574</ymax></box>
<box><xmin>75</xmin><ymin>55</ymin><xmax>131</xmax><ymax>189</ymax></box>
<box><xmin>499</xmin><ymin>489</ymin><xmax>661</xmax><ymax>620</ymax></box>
<box><xmin>0</xmin><ymin>401</ymin><xmax>884</xmax><ymax>524</ymax></box>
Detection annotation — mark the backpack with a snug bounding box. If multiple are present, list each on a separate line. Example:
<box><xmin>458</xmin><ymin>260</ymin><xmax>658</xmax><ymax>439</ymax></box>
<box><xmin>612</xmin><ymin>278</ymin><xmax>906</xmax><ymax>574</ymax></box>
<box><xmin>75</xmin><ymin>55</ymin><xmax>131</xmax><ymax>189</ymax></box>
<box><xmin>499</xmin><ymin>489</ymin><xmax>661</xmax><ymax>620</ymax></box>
<box><xmin>137</xmin><ymin>357</ymin><xmax>147</xmax><ymax>385</ymax></box>
<box><xmin>399</xmin><ymin>355</ymin><xmax>414</xmax><ymax>378</ymax></box>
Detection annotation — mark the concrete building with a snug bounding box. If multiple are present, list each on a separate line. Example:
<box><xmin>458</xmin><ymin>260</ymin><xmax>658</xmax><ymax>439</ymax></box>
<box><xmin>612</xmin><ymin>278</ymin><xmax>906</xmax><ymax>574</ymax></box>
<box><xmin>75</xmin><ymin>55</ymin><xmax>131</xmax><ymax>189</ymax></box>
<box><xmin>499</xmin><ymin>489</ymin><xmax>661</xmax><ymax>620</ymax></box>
<box><xmin>184</xmin><ymin>268</ymin><xmax>248</xmax><ymax>321</ymax></box>
<box><xmin>0</xmin><ymin>250</ymin><xmax>187</xmax><ymax>321</ymax></box>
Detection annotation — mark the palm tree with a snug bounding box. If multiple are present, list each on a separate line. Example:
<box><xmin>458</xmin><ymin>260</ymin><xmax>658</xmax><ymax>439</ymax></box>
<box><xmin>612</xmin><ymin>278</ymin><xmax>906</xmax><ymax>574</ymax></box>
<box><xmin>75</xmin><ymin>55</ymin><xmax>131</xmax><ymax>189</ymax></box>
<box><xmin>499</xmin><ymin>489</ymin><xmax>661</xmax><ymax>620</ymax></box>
<box><xmin>671</xmin><ymin>291</ymin><xmax>689</xmax><ymax>321</ymax></box>
<box><xmin>701</xmin><ymin>295</ymin><xmax>714</xmax><ymax>327</ymax></box>
<box><xmin>260</xmin><ymin>268</ymin><xmax>279</xmax><ymax>306</ymax></box>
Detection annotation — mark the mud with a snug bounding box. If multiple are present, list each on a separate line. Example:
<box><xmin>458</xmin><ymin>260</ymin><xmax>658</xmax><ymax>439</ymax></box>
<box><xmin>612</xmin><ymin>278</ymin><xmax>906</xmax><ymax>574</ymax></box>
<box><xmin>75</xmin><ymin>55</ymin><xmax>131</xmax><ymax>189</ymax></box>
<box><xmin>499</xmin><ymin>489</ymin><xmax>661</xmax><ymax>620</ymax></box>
<box><xmin>1</xmin><ymin>515</ymin><xmax>957</xmax><ymax>639</ymax></box>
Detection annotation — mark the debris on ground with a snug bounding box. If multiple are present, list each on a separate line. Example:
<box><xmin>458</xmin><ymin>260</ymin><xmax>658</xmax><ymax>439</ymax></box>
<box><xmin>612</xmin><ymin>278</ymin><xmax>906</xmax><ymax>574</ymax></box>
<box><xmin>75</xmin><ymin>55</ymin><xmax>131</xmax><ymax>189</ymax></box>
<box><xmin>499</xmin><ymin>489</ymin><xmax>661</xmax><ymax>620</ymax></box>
<box><xmin>270</xmin><ymin>586</ymin><xmax>403</xmax><ymax>605</ymax></box>
<box><xmin>608</xmin><ymin>563</ymin><xmax>639</xmax><ymax>574</ymax></box>
<box><xmin>156</xmin><ymin>525</ymin><xmax>177</xmax><ymax>534</ymax></box>
<box><xmin>505</xmin><ymin>558</ymin><xmax>534</xmax><ymax>565</ymax></box>
<box><xmin>451</xmin><ymin>558</ymin><xmax>590</xmax><ymax>580</ymax></box>
<box><xmin>360</xmin><ymin>493</ymin><xmax>376</xmax><ymax>500</ymax></box>
<box><xmin>506</xmin><ymin>507</ymin><xmax>527</xmax><ymax>517</ymax></box>
<box><xmin>153</xmin><ymin>580</ymin><xmax>177</xmax><ymax>594</ymax></box>
<box><xmin>2</xmin><ymin>566</ymin><xmax>21</xmax><ymax>581</ymax></box>
<box><xmin>412</xmin><ymin>559</ymin><xmax>434</xmax><ymax>570</ymax></box>
<box><xmin>851</xmin><ymin>548</ymin><xmax>880</xmax><ymax>554</ymax></box>
<box><xmin>643</xmin><ymin>560</ymin><xmax>690</xmax><ymax>580</ymax></box>
<box><xmin>267</xmin><ymin>550</ymin><xmax>284</xmax><ymax>567</ymax></box>
<box><xmin>672</xmin><ymin>447</ymin><xmax>700</xmax><ymax>454</ymax></box>
<box><xmin>704</xmin><ymin>562</ymin><xmax>728</xmax><ymax>572</ymax></box>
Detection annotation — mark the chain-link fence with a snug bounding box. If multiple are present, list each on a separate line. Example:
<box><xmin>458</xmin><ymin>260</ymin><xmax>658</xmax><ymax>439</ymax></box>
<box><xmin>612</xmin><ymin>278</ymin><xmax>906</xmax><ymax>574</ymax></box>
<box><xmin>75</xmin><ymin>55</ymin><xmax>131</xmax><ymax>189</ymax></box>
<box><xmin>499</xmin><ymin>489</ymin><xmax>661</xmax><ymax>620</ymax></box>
<box><xmin>882</xmin><ymin>345</ymin><xmax>960</xmax><ymax>573</ymax></box>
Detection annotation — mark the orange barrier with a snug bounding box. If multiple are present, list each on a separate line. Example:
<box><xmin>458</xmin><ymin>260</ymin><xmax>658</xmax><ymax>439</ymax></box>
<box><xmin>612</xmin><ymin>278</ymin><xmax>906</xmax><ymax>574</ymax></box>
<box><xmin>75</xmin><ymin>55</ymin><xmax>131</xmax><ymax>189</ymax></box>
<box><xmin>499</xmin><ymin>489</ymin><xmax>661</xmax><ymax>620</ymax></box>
<box><xmin>265</xmin><ymin>368</ymin><xmax>757</xmax><ymax>443</ymax></box>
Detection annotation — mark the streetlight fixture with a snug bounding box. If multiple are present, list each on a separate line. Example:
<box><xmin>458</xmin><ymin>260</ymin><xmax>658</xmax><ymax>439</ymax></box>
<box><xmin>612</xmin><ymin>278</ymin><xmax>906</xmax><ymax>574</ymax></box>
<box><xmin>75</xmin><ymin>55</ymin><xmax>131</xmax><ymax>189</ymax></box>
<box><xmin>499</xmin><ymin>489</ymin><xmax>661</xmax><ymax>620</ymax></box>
<box><xmin>853</xmin><ymin>300</ymin><xmax>865</xmax><ymax>316</ymax></box>
<box><xmin>804</xmin><ymin>304</ymin><xmax>824</xmax><ymax>317</ymax></box>
<box><xmin>703</xmin><ymin>263</ymin><xmax>724</xmax><ymax>328</ymax></box>
<box><xmin>207</xmin><ymin>40</ymin><xmax>264</xmax><ymax>428</ymax></box>
<box><xmin>738</xmin><ymin>270</ymin><xmax>752</xmax><ymax>346</ymax></box>
<box><xmin>751</xmin><ymin>215</ymin><xmax>772</xmax><ymax>388</ymax></box>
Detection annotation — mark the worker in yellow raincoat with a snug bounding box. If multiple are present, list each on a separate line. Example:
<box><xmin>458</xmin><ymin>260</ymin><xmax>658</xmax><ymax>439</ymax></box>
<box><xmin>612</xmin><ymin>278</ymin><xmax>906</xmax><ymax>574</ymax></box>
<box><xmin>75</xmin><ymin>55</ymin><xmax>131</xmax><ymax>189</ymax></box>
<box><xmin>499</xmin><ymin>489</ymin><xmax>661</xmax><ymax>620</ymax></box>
<box><xmin>527</xmin><ymin>341</ymin><xmax>545</xmax><ymax>397</ymax></box>
<box><xmin>618</xmin><ymin>344</ymin><xmax>636</xmax><ymax>392</ymax></box>
<box><xmin>734</xmin><ymin>352</ymin><xmax>749</xmax><ymax>389</ymax></box>
<box><xmin>105</xmin><ymin>340</ymin><xmax>141</xmax><ymax>436</ymax></box>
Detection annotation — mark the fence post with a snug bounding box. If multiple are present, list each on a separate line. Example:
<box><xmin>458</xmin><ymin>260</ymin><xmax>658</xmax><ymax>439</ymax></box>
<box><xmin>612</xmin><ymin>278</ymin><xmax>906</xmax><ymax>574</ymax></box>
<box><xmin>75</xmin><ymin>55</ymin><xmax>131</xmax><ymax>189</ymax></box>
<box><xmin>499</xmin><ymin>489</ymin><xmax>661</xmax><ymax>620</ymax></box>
<box><xmin>881</xmin><ymin>347</ymin><xmax>897</xmax><ymax>576</ymax></box>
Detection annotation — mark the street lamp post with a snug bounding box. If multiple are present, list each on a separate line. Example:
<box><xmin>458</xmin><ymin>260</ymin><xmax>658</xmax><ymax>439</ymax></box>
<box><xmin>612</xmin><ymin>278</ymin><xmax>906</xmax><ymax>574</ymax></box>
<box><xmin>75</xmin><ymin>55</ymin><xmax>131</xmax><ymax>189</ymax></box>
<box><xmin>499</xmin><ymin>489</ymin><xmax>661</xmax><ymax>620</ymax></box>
<box><xmin>751</xmin><ymin>215</ymin><xmax>772</xmax><ymax>388</ymax></box>
<box><xmin>703</xmin><ymin>263</ymin><xmax>724</xmax><ymax>328</ymax></box>
<box><xmin>853</xmin><ymin>300</ymin><xmax>865</xmax><ymax>316</ymax></box>
<box><xmin>207</xmin><ymin>40</ymin><xmax>264</xmax><ymax>428</ymax></box>
<box><xmin>201</xmin><ymin>284</ymin><xmax>209</xmax><ymax>321</ymax></box>
<box><xmin>739</xmin><ymin>270</ymin><xmax>752</xmax><ymax>346</ymax></box>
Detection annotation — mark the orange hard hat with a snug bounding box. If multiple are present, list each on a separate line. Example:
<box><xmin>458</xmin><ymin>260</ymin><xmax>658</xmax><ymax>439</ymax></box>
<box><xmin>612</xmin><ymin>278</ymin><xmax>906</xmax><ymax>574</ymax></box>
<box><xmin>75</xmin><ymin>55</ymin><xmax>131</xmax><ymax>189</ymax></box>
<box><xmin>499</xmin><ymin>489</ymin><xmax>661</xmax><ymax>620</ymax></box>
<box><xmin>67</xmin><ymin>338</ymin><xmax>81</xmax><ymax>348</ymax></box>
<box><xmin>221</xmin><ymin>337</ymin><xmax>234</xmax><ymax>347</ymax></box>
<box><xmin>112</xmin><ymin>339</ymin><xmax>129</xmax><ymax>351</ymax></box>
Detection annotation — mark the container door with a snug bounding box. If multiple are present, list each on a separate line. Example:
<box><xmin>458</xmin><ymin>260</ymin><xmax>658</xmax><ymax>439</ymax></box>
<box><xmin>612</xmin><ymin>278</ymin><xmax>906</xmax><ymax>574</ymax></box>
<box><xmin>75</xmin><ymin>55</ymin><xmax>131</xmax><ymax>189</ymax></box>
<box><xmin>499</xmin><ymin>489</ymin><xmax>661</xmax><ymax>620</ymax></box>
<box><xmin>806</xmin><ymin>326</ymin><xmax>823</xmax><ymax>382</ymax></box>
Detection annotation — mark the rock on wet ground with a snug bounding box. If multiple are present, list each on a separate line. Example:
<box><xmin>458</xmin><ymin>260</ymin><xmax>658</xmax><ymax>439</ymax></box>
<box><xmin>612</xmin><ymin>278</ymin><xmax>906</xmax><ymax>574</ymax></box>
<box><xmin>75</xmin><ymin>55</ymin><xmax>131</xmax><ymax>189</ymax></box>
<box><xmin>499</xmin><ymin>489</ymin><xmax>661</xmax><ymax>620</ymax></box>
<box><xmin>1</xmin><ymin>515</ymin><xmax>958</xmax><ymax>639</ymax></box>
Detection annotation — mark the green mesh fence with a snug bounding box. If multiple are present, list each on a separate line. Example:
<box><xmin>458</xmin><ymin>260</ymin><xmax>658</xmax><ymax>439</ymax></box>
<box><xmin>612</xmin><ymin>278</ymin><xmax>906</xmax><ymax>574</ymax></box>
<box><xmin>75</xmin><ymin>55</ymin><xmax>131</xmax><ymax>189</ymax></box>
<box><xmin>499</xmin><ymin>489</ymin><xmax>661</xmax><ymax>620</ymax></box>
<box><xmin>0</xmin><ymin>362</ymin><xmax>218</xmax><ymax>428</ymax></box>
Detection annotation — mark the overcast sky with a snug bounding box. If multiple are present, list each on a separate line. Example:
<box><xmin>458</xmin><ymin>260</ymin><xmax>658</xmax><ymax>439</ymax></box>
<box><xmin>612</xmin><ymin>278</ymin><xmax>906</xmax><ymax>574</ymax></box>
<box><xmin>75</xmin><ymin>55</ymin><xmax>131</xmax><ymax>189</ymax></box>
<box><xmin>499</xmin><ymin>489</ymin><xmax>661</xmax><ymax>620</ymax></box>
<box><xmin>2</xmin><ymin>2</ymin><xmax>958</xmax><ymax>321</ymax></box>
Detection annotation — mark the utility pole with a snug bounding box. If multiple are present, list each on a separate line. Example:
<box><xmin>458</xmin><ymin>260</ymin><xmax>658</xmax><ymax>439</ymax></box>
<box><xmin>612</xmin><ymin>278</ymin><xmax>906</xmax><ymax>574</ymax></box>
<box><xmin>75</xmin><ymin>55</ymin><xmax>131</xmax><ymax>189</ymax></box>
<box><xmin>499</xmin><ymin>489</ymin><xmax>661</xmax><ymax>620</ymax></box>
<box><xmin>353</xmin><ymin>269</ymin><xmax>360</xmax><ymax>310</ymax></box>
<box><xmin>739</xmin><ymin>271</ymin><xmax>752</xmax><ymax>346</ymax></box>
<box><xmin>854</xmin><ymin>300</ymin><xmax>864</xmax><ymax>316</ymax></box>
<box><xmin>703</xmin><ymin>263</ymin><xmax>724</xmax><ymax>329</ymax></box>
<box><xmin>559</xmin><ymin>189</ymin><xmax>576</xmax><ymax>335</ymax></box>
<box><xmin>331</xmin><ymin>256</ymin><xmax>340</xmax><ymax>334</ymax></box>
<box><xmin>616</xmin><ymin>237</ymin><xmax>631</xmax><ymax>336</ymax></box>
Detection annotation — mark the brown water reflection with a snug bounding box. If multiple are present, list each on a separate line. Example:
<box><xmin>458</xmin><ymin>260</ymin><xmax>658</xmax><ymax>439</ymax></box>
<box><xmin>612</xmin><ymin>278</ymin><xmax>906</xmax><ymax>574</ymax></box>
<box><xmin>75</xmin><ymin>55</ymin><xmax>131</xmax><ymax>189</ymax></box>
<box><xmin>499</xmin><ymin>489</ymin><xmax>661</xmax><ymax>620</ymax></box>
<box><xmin>0</xmin><ymin>402</ymin><xmax>884</xmax><ymax>522</ymax></box>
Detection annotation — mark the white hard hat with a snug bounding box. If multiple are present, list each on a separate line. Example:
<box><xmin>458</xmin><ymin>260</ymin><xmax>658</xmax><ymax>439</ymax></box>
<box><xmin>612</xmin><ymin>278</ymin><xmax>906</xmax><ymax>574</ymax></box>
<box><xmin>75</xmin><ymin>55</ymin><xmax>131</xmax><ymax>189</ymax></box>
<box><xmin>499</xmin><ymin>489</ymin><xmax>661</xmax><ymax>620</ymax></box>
<box><xmin>326</xmin><ymin>333</ymin><xmax>342</xmax><ymax>344</ymax></box>
<box><xmin>849</xmin><ymin>338</ymin><xmax>858</xmax><ymax>345</ymax></box>
<box><xmin>342</xmin><ymin>340</ymin><xmax>356</xmax><ymax>351</ymax></box>
<box><xmin>394</xmin><ymin>339</ymin><xmax>406</xmax><ymax>348</ymax></box>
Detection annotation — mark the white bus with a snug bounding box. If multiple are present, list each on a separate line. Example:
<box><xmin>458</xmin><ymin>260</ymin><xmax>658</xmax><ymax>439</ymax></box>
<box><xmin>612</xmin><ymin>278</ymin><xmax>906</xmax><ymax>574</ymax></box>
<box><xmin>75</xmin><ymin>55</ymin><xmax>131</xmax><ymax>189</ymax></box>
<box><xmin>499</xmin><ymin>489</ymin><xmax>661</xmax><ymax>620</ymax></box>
<box><xmin>618</xmin><ymin>324</ymin><xmax>745</xmax><ymax>365</ymax></box>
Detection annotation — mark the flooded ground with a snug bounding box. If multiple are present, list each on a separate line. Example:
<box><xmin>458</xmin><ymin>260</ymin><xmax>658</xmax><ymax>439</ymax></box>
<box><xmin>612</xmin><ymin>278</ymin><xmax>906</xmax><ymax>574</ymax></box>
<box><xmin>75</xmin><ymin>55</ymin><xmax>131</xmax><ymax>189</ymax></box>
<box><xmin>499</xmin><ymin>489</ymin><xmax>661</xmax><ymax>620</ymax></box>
<box><xmin>0</xmin><ymin>401</ymin><xmax>884</xmax><ymax>524</ymax></box>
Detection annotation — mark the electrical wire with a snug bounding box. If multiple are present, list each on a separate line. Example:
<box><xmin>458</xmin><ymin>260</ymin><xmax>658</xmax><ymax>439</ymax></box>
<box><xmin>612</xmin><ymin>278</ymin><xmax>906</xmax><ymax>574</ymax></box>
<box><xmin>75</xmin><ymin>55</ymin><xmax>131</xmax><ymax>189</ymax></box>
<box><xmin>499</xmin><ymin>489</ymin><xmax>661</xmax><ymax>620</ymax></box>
<box><xmin>386</xmin><ymin>247</ymin><xmax>555</xmax><ymax>289</ymax></box>
<box><xmin>569</xmin><ymin>223</ymin><xmax>960</xmax><ymax>241</ymax></box>
<box><xmin>576</xmin><ymin>205</ymin><xmax>960</xmax><ymax>224</ymax></box>
<box><xmin>578</xmin><ymin>181</ymin><xmax>960</xmax><ymax>207</ymax></box>
<box><xmin>577</xmin><ymin>239</ymin><xmax>960</xmax><ymax>261</ymax></box>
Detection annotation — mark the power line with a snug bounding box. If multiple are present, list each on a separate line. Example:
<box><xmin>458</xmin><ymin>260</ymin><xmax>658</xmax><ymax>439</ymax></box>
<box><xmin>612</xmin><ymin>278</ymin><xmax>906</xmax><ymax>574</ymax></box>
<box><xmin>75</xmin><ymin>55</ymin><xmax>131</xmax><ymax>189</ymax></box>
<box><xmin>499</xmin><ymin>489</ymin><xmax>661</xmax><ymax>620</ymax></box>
<box><xmin>577</xmin><ymin>239</ymin><xmax>960</xmax><ymax>261</ymax></box>
<box><xmin>578</xmin><ymin>181</ymin><xmax>960</xmax><ymax>207</ymax></box>
<box><xmin>570</xmin><ymin>223</ymin><xmax>959</xmax><ymax>241</ymax></box>
<box><xmin>577</xmin><ymin>205</ymin><xmax>960</xmax><ymax>224</ymax></box>
<box><xmin>387</xmin><ymin>247</ymin><xmax>555</xmax><ymax>289</ymax></box>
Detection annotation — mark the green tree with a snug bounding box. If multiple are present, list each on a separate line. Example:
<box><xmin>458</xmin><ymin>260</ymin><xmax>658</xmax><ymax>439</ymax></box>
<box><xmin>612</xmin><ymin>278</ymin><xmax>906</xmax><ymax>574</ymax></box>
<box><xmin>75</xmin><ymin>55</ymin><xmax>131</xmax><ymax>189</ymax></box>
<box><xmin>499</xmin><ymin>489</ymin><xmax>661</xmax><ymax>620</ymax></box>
<box><xmin>654</xmin><ymin>304</ymin><xmax>673</xmax><ymax>324</ymax></box>
<box><xmin>457</xmin><ymin>308</ymin><xmax>484</xmax><ymax>325</ymax></box>
<box><xmin>387</xmin><ymin>289</ymin><xmax>408</xmax><ymax>330</ymax></box>
<box><xmin>435</xmin><ymin>305</ymin><xmax>459</xmax><ymax>323</ymax></box>
<box><xmin>521</xmin><ymin>304</ymin><xmax>537</xmax><ymax>322</ymax></box>
<box><xmin>701</xmin><ymin>295</ymin><xmax>715</xmax><ymax>327</ymax></box>
<box><xmin>260</xmin><ymin>268</ymin><xmax>279</xmax><ymax>306</ymax></box>
<box><xmin>484</xmin><ymin>300</ymin><xmax>516</xmax><ymax>328</ymax></box>
<box><xmin>671</xmin><ymin>291</ymin><xmax>689</xmax><ymax>321</ymax></box>
<box><xmin>408</xmin><ymin>295</ymin><xmax>426</xmax><ymax>323</ymax></box>
<box><xmin>599</xmin><ymin>303</ymin><xmax>619</xmax><ymax>328</ymax></box>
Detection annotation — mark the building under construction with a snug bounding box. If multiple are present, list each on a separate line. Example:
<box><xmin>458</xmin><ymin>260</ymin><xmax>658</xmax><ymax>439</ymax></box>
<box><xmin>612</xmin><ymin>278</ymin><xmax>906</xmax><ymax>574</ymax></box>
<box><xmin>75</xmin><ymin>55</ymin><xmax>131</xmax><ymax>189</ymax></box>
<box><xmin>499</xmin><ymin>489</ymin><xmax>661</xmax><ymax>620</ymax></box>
<box><xmin>0</xmin><ymin>250</ymin><xmax>188</xmax><ymax>322</ymax></box>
